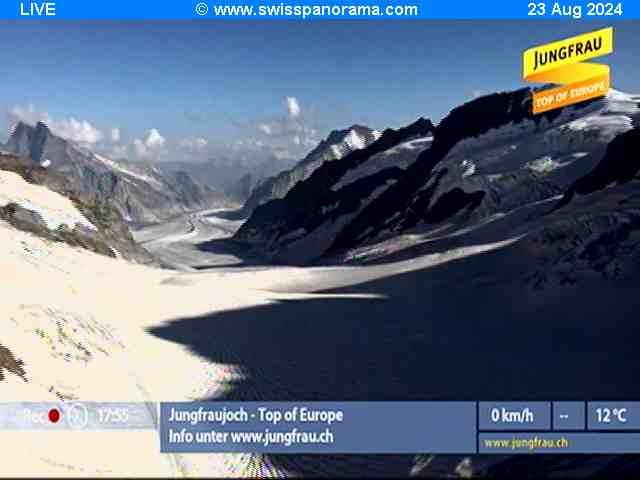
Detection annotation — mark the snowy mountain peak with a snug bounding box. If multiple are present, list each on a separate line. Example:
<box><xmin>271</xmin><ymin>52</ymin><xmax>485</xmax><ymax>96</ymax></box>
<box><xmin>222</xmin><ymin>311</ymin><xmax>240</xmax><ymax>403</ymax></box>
<box><xmin>343</xmin><ymin>128</ymin><xmax>368</xmax><ymax>150</ymax></box>
<box><xmin>241</xmin><ymin>123</ymin><xmax>384</xmax><ymax>214</ymax></box>
<box><xmin>314</xmin><ymin>124</ymin><xmax>380</xmax><ymax>162</ymax></box>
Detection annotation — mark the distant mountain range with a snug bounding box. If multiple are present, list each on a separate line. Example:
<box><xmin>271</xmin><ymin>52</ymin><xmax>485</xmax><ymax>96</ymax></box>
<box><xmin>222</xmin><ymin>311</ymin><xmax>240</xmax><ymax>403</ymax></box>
<box><xmin>234</xmin><ymin>88</ymin><xmax>640</xmax><ymax>287</ymax></box>
<box><xmin>1</xmin><ymin>122</ymin><xmax>233</xmax><ymax>226</ymax></box>
<box><xmin>159</xmin><ymin>125</ymin><xmax>382</xmax><ymax>206</ymax></box>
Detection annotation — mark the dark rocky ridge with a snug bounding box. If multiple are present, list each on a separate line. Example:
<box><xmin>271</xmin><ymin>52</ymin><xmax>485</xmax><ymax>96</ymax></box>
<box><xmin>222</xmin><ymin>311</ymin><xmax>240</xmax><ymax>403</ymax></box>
<box><xmin>552</xmin><ymin>127</ymin><xmax>640</xmax><ymax>212</ymax></box>
<box><xmin>234</xmin><ymin>118</ymin><xmax>434</xmax><ymax>252</ymax></box>
<box><xmin>327</xmin><ymin>88</ymin><xmax>596</xmax><ymax>255</ymax></box>
<box><xmin>0</xmin><ymin>343</ymin><xmax>27</xmax><ymax>383</ymax></box>
<box><xmin>235</xmin><ymin>87</ymin><xmax>599</xmax><ymax>264</ymax></box>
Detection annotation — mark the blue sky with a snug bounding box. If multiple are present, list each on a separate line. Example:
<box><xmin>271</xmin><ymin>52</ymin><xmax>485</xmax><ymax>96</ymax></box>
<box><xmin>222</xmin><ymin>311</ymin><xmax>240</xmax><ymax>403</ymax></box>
<box><xmin>0</xmin><ymin>20</ymin><xmax>637</xmax><ymax>162</ymax></box>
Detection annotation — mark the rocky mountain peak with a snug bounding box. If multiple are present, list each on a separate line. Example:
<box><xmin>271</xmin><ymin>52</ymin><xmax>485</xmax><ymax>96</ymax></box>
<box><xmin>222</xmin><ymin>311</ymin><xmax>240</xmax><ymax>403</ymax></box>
<box><xmin>5</xmin><ymin>121</ymin><xmax>53</xmax><ymax>164</ymax></box>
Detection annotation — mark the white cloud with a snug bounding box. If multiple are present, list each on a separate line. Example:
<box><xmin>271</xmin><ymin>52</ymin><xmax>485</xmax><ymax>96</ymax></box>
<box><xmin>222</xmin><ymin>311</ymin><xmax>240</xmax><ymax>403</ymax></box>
<box><xmin>145</xmin><ymin>128</ymin><xmax>166</xmax><ymax>149</ymax></box>
<box><xmin>231</xmin><ymin>96</ymin><xmax>322</xmax><ymax>163</ymax></box>
<box><xmin>110</xmin><ymin>128</ymin><xmax>121</xmax><ymax>143</ymax></box>
<box><xmin>8</xmin><ymin>104</ymin><xmax>103</xmax><ymax>145</ymax></box>
<box><xmin>133</xmin><ymin>128</ymin><xmax>166</xmax><ymax>159</ymax></box>
<box><xmin>109</xmin><ymin>144</ymin><xmax>129</xmax><ymax>159</ymax></box>
<box><xmin>178</xmin><ymin>137</ymin><xmax>209</xmax><ymax>152</ymax></box>
<box><xmin>258</xmin><ymin>123</ymin><xmax>273</xmax><ymax>135</ymax></box>
<box><xmin>254</xmin><ymin>97</ymin><xmax>317</xmax><ymax>145</ymax></box>
<box><xmin>58</xmin><ymin>118</ymin><xmax>103</xmax><ymax>145</ymax></box>
<box><xmin>285</xmin><ymin>96</ymin><xmax>301</xmax><ymax>118</ymax></box>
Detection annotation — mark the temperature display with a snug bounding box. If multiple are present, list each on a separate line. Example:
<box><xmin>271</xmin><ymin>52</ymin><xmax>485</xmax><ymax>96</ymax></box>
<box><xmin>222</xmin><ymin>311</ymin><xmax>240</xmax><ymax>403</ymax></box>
<box><xmin>589</xmin><ymin>403</ymin><xmax>640</xmax><ymax>430</ymax></box>
<box><xmin>595</xmin><ymin>408</ymin><xmax>628</xmax><ymax>424</ymax></box>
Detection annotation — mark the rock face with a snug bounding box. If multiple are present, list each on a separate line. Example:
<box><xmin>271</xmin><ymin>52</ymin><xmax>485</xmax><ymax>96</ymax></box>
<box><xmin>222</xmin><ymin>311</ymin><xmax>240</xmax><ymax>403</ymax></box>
<box><xmin>240</xmin><ymin>125</ymin><xmax>382</xmax><ymax>215</ymax></box>
<box><xmin>2</xmin><ymin>122</ymin><xmax>232</xmax><ymax>225</ymax></box>
<box><xmin>552</xmin><ymin>127</ymin><xmax>640</xmax><ymax>211</ymax></box>
<box><xmin>234</xmin><ymin>88</ymin><xmax>640</xmax><ymax>267</ymax></box>
<box><xmin>327</xmin><ymin>88</ymin><xmax>578</xmax><ymax>255</ymax></box>
<box><xmin>0</xmin><ymin>343</ymin><xmax>27</xmax><ymax>383</ymax></box>
<box><xmin>0</xmin><ymin>153</ymin><xmax>155</xmax><ymax>264</ymax></box>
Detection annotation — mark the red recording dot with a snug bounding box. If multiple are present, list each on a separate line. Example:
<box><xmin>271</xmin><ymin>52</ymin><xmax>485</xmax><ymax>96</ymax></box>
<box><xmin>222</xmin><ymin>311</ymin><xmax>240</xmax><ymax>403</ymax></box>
<box><xmin>48</xmin><ymin>408</ymin><xmax>61</xmax><ymax>423</ymax></box>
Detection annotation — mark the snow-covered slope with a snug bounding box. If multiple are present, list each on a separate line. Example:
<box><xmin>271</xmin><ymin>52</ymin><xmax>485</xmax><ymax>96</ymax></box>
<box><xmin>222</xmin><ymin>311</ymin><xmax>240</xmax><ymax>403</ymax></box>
<box><xmin>0</xmin><ymin>218</ymin><xmax>266</xmax><ymax>476</ymax></box>
<box><xmin>0</xmin><ymin>170</ymin><xmax>96</xmax><ymax>232</ymax></box>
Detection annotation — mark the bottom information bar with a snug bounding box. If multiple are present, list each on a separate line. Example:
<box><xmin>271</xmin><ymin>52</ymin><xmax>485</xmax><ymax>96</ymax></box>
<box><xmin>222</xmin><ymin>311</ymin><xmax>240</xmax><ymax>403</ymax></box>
<box><xmin>5</xmin><ymin>401</ymin><xmax>640</xmax><ymax>454</ymax></box>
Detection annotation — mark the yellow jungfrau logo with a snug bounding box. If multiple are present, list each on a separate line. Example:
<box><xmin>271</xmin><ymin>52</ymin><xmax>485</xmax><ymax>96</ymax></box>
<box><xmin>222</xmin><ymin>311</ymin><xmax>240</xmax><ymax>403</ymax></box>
<box><xmin>523</xmin><ymin>27</ymin><xmax>614</xmax><ymax>114</ymax></box>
